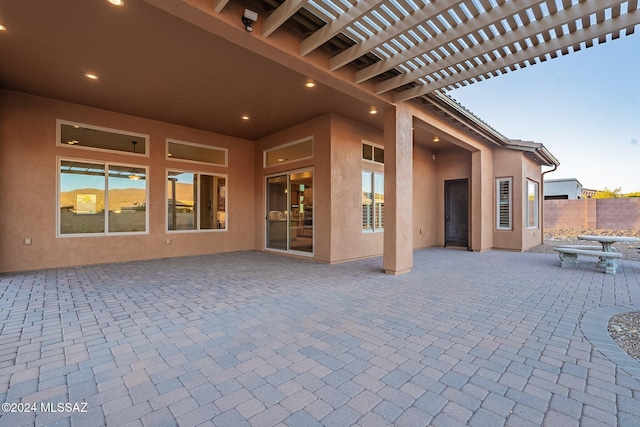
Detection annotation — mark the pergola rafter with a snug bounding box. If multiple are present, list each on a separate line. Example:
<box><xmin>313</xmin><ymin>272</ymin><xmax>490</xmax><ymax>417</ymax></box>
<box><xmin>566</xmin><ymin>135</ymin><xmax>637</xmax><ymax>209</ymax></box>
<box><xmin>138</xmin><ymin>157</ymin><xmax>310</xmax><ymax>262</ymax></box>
<box><xmin>393</xmin><ymin>6</ymin><xmax>640</xmax><ymax>102</ymax></box>
<box><xmin>375</xmin><ymin>0</ymin><xmax>626</xmax><ymax>94</ymax></box>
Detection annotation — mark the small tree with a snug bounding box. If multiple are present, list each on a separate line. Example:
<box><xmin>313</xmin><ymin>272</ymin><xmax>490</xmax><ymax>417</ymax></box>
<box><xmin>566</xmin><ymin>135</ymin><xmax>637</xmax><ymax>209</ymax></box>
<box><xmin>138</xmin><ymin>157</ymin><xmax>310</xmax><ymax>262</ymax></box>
<box><xmin>592</xmin><ymin>187</ymin><xmax>622</xmax><ymax>199</ymax></box>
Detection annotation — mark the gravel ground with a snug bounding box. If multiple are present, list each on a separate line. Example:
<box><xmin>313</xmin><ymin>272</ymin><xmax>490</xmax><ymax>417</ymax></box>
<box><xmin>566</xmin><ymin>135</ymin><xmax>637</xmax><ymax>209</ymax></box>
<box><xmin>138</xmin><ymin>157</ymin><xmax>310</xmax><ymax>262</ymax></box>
<box><xmin>609</xmin><ymin>312</ymin><xmax>640</xmax><ymax>361</ymax></box>
<box><xmin>527</xmin><ymin>228</ymin><xmax>640</xmax><ymax>361</ymax></box>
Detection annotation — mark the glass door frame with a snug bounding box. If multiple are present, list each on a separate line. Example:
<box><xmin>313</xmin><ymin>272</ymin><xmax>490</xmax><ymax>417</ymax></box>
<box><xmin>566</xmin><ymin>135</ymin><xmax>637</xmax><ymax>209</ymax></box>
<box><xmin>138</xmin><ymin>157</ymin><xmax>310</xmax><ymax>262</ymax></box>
<box><xmin>265</xmin><ymin>168</ymin><xmax>314</xmax><ymax>256</ymax></box>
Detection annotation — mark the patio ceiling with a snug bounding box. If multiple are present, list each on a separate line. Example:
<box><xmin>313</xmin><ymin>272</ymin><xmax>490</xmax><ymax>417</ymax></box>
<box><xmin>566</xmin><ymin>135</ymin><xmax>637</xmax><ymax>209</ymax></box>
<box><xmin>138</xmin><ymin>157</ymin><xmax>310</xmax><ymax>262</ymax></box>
<box><xmin>241</xmin><ymin>0</ymin><xmax>639</xmax><ymax>102</ymax></box>
<box><xmin>0</xmin><ymin>0</ymin><xmax>636</xmax><ymax>148</ymax></box>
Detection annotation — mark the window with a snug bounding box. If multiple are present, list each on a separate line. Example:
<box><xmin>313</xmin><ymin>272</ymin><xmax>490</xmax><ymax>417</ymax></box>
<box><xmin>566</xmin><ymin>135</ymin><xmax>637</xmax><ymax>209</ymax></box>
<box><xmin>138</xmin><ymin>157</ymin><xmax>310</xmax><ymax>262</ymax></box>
<box><xmin>167</xmin><ymin>171</ymin><xmax>226</xmax><ymax>231</ymax></box>
<box><xmin>526</xmin><ymin>180</ymin><xmax>539</xmax><ymax>228</ymax></box>
<box><xmin>362</xmin><ymin>142</ymin><xmax>384</xmax><ymax>164</ymax></box>
<box><xmin>496</xmin><ymin>178</ymin><xmax>512</xmax><ymax>230</ymax></box>
<box><xmin>362</xmin><ymin>171</ymin><xmax>384</xmax><ymax>232</ymax></box>
<box><xmin>264</xmin><ymin>137</ymin><xmax>313</xmax><ymax>167</ymax></box>
<box><xmin>167</xmin><ymin>140</ymin><xmax>227</xmax><ymax>166</ymax></box>
<box><xmin>58</xmin><ymin>120</ymin><xmax>148</xmax><ymax>155</ymax></box>
<box><xmin>59</xmin><ymin>159</ymin><xmax>147</xmax><ymax>235</ymax></box>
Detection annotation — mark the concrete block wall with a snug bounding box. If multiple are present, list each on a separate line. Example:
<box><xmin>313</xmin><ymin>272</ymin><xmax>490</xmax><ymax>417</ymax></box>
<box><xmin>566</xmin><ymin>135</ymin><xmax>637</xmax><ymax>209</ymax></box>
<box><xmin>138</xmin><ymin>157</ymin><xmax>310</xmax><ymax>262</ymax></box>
<box><xmin>544</xmin><ymin>198</ymin><xmax>640</xmax><ymax>229</ymax></box>
<box><xmin>596</xmin><ymin>198</ymin><xmax>640</xmax><ymax>229</ymax></box>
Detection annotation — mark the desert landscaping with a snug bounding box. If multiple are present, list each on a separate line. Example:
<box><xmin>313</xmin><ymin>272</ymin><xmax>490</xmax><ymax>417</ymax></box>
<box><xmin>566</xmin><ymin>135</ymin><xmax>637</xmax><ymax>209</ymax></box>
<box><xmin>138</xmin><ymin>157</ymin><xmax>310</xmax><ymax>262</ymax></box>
<box><xmin>527</xmin><ymin>228</ymin><xmax>640</xmax><ymax>362</ymax></box>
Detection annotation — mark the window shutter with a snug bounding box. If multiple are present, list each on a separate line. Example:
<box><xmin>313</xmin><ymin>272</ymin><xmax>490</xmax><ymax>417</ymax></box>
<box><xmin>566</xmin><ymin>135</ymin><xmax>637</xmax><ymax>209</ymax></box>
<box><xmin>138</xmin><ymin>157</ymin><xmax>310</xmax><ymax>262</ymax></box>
<box><xmin>498</xmin><ymin>179</ymin><xmax>511</xmax><ymax>229</ymax></box>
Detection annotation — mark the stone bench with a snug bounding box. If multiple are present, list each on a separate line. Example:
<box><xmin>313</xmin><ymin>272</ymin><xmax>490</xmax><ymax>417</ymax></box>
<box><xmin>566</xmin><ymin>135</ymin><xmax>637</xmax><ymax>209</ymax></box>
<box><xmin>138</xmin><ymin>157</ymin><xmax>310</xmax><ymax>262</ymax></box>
<box><xmin>554</xmin><ymin>247</ymin><xmax>623</xmax><ymax>274</ymax></box>
<box><xmin>555</xmin><ymin>245</ymin><xmax>611</xmax><ymax>251</ymax></box>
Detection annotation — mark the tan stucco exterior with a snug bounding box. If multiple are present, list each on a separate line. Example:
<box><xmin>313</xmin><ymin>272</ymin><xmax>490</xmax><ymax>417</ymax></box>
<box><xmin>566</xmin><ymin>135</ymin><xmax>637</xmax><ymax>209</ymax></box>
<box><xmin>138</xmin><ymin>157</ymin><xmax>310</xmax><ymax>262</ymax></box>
<box><xmin>0</xmin><ymin>89</ymin><xmax>550</xmax><ymax>273</ymax></box>
<box><xmin>492</xmin><ymin>149</ymin><xmax>545</xmax><ymax>252</ymax></box>
<box><xmin>0</xmin><ymin>91</ymin><xmax>256</xmax><ymax>272</ymax></box>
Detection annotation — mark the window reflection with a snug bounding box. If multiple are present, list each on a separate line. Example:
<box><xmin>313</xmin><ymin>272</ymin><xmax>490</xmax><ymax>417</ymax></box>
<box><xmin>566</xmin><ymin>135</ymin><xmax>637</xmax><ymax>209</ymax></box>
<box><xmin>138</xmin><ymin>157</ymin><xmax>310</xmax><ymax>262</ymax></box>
<box><xmin>167</xmin><ymin>172</ymin><xmax>196</xmax><ymax>231</ymax></box>
<box><xmin>59</xmin><ymin>160</ymin><xmax>147</xmax><ymax>235</ymax></box>
<box><xmin>108</xmin><ymin>165</ymin><xmax>147</xmax><ymax>233</ymax></box>
<box><xmin>167</xmin><ymin>171</ymin><xmax>226</xmax><ymax>231</ymax></box>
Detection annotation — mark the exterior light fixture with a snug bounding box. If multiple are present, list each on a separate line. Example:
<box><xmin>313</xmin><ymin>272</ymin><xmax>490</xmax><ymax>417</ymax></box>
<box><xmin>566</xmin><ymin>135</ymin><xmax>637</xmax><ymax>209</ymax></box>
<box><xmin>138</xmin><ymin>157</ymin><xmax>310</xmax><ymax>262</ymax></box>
<box><xmin>108</xmin><ymin>0</ymin><xmax>124</xmax><ymax>5</ymax></box>
<box><xmin>433</xmin><ymin>136</ymin><xmax>440</xmax><ymax>142</ymax></box>
<box><xmin>85</xmin><ymin>73</ymin><xmax>99</xmax><ymax>80</ymax></box>
<box><xmin>305</xmin><ymin>80</ymin><xmax>316</xmax><ymax>88</ymax></box>
<box><xmin>241</xmin><ymin>115</ymin><xmax>250</xmax><ymax>120</ymax></box>
<box><xmin>128</xmin><ymin>140</ymin><xmax>141</xmax><ymax>179</ymax></box>
<box><xmin>242</xmin><ymin>9</ymin><xmax>258</xmax><ymax>32</ymax></box>
<box><xmin>0</xmin><ymin>24</ymin><xmax>6</xmax><ymax>31</ymax></box>
<box><xmin>370</xmin><ymin>107</ymin><xmax>377</xmax><ymax>115</ymax></box>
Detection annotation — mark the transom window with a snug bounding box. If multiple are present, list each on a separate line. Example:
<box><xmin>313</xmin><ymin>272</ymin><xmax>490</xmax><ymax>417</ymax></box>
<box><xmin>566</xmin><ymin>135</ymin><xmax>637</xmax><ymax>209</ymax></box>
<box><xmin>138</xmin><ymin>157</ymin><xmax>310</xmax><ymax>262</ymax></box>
<box><xmin>167</xmin><ymin>139</ymin><xmax>227</xmax><ymax>166</ymax></box>
<box><xmin>57</xmin><ymin>120</ymin><xmax>148</xmax><ymax>156</ymax></box>
<box><xmin>264</xmin><ymin>137</ymin><xmax>313</xmax><ymax>168</ymax></box>
<box><xmin>167</xmin><ymin>171</ymin><xmax>227</xmax><ymax>231</ymax></box>
<box><xmin>59</xmin><ymin>159</ymin><xmax>148</xmax><ymax>236</ymax></box>
<box><xmin>362</xmin><ymin>142</ymin><xmax>384</xmax><ymax>164</ymax></box>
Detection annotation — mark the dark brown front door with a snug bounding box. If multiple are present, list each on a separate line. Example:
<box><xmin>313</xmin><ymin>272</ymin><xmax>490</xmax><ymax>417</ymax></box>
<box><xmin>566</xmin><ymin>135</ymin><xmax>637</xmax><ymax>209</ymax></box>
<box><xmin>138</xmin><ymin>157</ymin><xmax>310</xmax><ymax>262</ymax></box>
<box><xmin>445</xmin><ymin>179</ymin><xmax>468</xmax><ymax>248</ymax></box>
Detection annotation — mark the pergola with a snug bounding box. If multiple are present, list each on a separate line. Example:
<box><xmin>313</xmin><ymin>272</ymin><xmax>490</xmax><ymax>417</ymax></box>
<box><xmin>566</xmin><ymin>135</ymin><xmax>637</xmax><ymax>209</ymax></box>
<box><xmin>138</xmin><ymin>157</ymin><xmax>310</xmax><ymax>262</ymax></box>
<box><xmin>214</xmin><ymin>0</ymin><xmax>638</xmax><ymax>102</ymax></box>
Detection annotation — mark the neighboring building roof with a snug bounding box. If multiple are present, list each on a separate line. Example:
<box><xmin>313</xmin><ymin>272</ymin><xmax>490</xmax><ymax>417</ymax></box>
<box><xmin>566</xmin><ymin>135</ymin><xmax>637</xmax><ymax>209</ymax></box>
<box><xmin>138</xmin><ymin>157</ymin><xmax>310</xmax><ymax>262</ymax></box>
<box><xmin>544</xmin><ymin>178</ymin><xmax>583</xmax><ymax>186</ymax></box>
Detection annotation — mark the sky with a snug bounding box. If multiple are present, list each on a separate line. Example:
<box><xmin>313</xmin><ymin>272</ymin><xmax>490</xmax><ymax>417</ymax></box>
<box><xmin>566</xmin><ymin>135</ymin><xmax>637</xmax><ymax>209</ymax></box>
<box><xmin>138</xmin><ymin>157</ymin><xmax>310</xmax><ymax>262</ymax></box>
<box><xmin>448</xmin><ymin>32</ymin><xmax>640</xmax><ymax>193</ymax></box>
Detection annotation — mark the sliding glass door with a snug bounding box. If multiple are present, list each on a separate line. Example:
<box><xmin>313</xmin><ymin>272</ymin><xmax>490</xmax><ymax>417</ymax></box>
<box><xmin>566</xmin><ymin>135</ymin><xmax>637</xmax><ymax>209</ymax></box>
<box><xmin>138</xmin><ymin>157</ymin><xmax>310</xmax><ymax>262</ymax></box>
<box><xmin>266</xmin><ymin>170</ymin><xmax>313</xmax><ymax>254</ymax></box>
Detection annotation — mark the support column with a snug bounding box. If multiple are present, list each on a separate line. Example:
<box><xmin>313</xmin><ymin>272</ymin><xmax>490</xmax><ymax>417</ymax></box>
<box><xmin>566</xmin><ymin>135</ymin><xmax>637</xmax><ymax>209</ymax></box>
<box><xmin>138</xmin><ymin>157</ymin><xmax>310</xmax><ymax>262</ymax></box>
<box><xmin>383</xmin><ymin>105</ymin><xmax>413</xmax><ymax>275</ymax></box>
<box><xmin>470</xmin><ymin>150</ymin><xmax>493</xmax><ymax>252</ymax></box>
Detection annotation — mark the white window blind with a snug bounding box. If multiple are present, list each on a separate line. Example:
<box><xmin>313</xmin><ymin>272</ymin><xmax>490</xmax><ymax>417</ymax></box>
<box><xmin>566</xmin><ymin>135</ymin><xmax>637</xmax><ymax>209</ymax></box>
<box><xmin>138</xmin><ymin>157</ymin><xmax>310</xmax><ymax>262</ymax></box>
<box><xmin>496</xmin><ymin>178</ymin><xmax>512</xmax><ymax>230</ymax></box>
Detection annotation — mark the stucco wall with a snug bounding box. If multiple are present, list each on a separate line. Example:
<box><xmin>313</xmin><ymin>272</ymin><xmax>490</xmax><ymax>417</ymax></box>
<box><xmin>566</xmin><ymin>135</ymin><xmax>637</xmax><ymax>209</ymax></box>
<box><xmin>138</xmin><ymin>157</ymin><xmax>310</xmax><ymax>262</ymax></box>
<box><xmin>0</xmin><ymin>90</ymin><xmax>255</xmax><ymax>272</ymax></box>
<box><xmin>412</xmin><ymin>144</ymin><xmax>438</xmax><ymax>249</ymax></box>
<box><xmin>545</xmin><ymin>198</ymin><xmax>640</xmax><ymax>229</ymax></box>
<box><xmin>522</xmin><ymin>157</ymin><xmax>544</xmax><ymax>250</ymax></box>
<box><xmin>329</xmin><ymin>115</ymin><xmax>386</xmax><ymax>262</ymax></box>
<box><xmin>492</xmin><ymin>149</ymin><xmax>523</xmax><ymax>251</ymax></box>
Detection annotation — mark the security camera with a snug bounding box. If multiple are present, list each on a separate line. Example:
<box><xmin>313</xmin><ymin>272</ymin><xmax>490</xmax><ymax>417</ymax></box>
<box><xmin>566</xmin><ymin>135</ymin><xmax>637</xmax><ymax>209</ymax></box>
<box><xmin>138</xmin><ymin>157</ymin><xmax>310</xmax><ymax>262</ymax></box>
<box><xmin>242</xmin><ymin>9</ymin><xmax>258</xmax><ymax>32</ymax></box>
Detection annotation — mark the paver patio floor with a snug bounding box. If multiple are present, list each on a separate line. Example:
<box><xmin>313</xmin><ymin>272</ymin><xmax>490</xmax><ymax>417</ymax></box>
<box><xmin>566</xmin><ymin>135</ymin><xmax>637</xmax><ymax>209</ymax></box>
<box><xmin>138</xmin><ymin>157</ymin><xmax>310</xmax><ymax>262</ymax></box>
<box><xmin>1</xmin><ymin>248</ymin><xmax>639</xmax><ymax>426</ymax></box>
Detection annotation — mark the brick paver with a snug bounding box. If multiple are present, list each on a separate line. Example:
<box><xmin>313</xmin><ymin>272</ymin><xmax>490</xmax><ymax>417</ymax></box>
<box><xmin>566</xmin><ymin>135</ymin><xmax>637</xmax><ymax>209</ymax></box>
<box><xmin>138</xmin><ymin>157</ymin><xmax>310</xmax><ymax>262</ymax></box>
<box><xmin>1</xmin><ymin>249</ymin><xmax>639</xmax><ymax>425</ymax></box>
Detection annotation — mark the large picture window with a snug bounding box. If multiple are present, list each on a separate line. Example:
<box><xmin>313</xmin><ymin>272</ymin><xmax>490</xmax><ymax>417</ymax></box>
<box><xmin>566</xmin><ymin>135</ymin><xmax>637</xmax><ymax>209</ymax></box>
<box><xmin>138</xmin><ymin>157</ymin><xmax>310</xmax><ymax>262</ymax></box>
<box><xmin>526</xmin><ymin>180</ymin><xmax>539</xmax><ymax>229</ymax></box>
<box><xmin>59</xmin><ymin>159</ymin><xmax>147</xmax><ymax>235</ymax></box>
<box><xmin>362</xmin><ymin>171</ymin><xmax>384</xmax><ymax>232</ymax></box>
<box><xmin>167</xmin><ymin>171</ymin><xmax>227</xmax><ymax>231</ymax></box>
<box><xmin>496</xmin><ymin>178</ymin><xmax>512</xmax><ymax>230</ymax></box>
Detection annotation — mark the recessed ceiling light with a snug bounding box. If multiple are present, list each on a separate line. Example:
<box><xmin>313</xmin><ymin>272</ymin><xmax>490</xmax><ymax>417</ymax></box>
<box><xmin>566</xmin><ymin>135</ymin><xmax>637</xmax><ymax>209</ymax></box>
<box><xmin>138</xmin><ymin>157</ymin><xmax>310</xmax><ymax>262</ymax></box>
<box><xmin>369</xmin><ymin>107</ymin><xmax>377</xmax><ymax>115</ymax></box>
<box><xmin>433</xmin><ymin>136</ymin><xmax>440</xmax><ymax>142</ymax></box>
<box><xmin>0</xmin><ymin>24</ymin><xmax>7</xmax><ymax>32</ymax></box>
<box><xmin>108</xmin><ymin>0</ymin><xmax>124</xmax><ymax>6</ymax></box>
<box><xmin>241</xmin><ymin>115</ymin><xmax>250</xmax><ymax>120</ymax></box>
<box><xmin>85</xmin><ymin>73</ymin><xmax>99</xmax><ymax>80</ymax></box>
<box><xmin>305</xmin><ymin>80</ymin><xmax>315</xmax><ymax>88</ymax></box>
